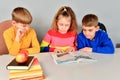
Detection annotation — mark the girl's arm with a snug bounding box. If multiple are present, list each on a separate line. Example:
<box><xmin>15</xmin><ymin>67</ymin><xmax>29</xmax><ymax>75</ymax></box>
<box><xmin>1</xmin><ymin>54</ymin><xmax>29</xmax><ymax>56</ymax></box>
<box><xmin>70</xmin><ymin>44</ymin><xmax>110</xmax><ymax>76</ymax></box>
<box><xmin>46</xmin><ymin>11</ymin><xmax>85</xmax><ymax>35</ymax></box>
<box><xmin>40</xmin><ymin>32</ymin><xmax>54</xmax><ymax>52</ymax></box>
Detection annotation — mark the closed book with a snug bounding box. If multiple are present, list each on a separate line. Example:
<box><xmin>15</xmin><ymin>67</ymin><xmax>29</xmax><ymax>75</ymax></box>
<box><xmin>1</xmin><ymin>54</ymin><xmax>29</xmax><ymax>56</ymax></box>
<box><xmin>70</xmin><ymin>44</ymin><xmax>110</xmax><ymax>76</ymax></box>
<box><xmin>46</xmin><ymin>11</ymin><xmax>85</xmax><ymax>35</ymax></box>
<box><xmin>9</xmin><ymin>58</ymin><xmax>46</xmax><ymax>80</ymax></box>
<box><xmin>7</xmin><ymin>56</ymin><xmax>34</xmax><ymax>70</ymax></box>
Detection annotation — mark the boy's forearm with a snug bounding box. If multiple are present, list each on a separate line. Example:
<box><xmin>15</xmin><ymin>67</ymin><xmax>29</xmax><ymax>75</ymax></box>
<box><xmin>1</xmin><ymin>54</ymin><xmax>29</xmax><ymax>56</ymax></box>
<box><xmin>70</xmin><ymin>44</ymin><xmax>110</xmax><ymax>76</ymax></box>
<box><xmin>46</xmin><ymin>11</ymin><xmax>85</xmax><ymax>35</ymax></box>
<box><xmin>92</xmin><ymin>46</ymin><xmax>114</xmax><ymax>54</ymax></box>
<box><xmin>8</xmin><ymin>41</ymin><xmax>20</xmax><ymax>56</ymax></box>
<box><xmin>26</xmin><ymin>47</ymin><xmax>40</xmax><ymax>54</ymax></box>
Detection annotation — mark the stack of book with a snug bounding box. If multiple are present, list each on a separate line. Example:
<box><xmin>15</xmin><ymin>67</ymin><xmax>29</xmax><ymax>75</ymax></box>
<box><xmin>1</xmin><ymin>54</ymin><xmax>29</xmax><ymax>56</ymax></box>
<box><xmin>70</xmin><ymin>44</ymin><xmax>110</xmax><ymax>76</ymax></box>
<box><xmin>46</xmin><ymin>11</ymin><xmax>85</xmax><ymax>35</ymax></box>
<box><xmin>8</xmin><ymin>57</ymin><xmax>46</xmax><ymax>80</ymax></box>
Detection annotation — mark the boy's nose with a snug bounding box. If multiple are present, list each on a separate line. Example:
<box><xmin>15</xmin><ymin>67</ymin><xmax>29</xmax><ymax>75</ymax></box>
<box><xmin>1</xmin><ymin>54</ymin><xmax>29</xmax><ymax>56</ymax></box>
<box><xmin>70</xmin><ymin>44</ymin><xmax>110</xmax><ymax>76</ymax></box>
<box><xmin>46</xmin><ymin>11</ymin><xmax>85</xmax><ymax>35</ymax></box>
<box><xmin>85</xmin><ymin>31</ymin><xmax>90</xmax><ymax>35</ymax></box>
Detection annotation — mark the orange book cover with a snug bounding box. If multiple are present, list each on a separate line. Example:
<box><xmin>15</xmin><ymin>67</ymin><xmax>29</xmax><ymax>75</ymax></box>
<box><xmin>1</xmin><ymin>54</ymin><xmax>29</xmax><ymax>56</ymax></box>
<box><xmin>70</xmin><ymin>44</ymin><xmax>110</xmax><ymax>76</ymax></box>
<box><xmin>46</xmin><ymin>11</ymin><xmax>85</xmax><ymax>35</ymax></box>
<box><xmin>9</xmin><ymin>58</ymin><xmax>46</xmax><ymax>80</ymax></box>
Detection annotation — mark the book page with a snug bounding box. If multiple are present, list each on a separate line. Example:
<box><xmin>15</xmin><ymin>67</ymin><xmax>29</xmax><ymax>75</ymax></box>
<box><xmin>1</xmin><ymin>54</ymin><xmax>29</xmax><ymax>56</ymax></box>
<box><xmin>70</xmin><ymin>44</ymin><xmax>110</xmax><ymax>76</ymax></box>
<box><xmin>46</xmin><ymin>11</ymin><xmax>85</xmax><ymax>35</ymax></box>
<box><xmin>51</xmin><ymin>53</ymin><xmax>76</xmax><ymax>64</ymax></box>
<box><xmin>70</xmin><ymin>51</ymin><xmax>97</xmax><ymax>63</ymax></box>
<box><xmin>51</xmin><ymin>51</ymin><xmax>97</xmax><ymax>64</ymax></box>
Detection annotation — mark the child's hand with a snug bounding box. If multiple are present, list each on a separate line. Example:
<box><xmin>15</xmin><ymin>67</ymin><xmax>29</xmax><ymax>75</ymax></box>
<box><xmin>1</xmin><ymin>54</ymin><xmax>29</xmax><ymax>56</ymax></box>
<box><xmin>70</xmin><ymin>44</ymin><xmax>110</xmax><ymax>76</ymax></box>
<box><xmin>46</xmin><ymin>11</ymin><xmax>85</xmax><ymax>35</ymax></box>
<box><xmin>15</xmin><ymin>29</ymin><xmax>22</xmax><ymax>41</ymax></box>
<box><xmin>65</xmin><ymin>47</ymin><xmax>75</xmax><ymax>53</ymax></box>
<box><xmin>79</xmin><ymin>47</ymin><xmax>92</xmax><ymax>52</ymax></box>
<box><xmin>15</xmin><ymin>29</ymin><xmax>25</xmax><ymax>41</ymax></box>
<box><xmin>54</xmin><ymin>49</ymin><xmax>65</xmax><ymax>53</ymax></box>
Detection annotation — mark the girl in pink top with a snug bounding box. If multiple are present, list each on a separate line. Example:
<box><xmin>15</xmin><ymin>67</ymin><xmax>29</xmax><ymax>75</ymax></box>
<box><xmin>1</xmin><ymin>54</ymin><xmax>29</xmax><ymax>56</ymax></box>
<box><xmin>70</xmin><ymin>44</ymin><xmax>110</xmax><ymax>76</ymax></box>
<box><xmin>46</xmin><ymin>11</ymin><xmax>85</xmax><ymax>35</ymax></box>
<box><xmin>40</xmin><ymin>6</ymin><xmax>78</xmax><ymax>53</ymax></box>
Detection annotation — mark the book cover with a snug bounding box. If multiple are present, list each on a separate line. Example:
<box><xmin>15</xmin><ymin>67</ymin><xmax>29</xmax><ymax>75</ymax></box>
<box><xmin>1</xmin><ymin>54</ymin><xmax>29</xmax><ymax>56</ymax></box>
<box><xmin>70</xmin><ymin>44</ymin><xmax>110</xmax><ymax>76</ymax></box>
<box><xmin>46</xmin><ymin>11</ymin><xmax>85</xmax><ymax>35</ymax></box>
<box><xmin>9</xmin><ymin>58</ymin><xmax>46</xmax><ymax>80</ymax></box>
<box><xmin>6</xmin><ymin>56</ymin><xmax>34</xmax><ymax>70</ymax></box>
<box><xmin>51</xmin><ymin>51</ymin><xmax>97</xmax><ymax>64</ymax></box>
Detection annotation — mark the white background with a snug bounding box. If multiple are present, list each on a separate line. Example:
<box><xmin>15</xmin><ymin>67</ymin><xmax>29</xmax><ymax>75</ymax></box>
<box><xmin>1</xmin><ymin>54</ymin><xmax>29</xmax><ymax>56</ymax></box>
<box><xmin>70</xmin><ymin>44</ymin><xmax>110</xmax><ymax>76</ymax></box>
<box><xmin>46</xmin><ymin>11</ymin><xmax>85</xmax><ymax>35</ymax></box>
<box><xmin>0</xmin><ymin>0</ymin><xmax>120</xmax><ymax>46</ymax></box>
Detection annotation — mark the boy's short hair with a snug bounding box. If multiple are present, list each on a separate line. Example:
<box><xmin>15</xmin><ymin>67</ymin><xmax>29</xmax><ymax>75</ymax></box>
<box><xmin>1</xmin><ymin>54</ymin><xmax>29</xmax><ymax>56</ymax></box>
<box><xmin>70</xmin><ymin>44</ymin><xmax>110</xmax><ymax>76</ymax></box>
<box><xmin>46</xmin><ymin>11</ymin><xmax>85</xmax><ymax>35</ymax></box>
<box><xmin>82</xmin><ymin>14</ymin><xmax>98</xmax><ymax>27</ymax></box>
<box><xmin>12</xmin><ymin>7</ymin><xmax>32</xmax><ymax>24</ymax></box>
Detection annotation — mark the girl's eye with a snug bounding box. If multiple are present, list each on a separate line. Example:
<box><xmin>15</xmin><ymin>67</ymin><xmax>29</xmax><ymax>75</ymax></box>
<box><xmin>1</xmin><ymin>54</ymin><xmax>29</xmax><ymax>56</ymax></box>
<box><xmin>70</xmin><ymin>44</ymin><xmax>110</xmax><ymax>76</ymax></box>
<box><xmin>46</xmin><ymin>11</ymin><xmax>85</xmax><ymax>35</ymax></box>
<box><xmin>59</xmin><ymin>23</ymin><xmax>63</xmax><ymax>26</ymax></box>
<box><xmin>65</xmin><ymin>24</ymin><xmax>69</xmax><ymax>27</ymax></box>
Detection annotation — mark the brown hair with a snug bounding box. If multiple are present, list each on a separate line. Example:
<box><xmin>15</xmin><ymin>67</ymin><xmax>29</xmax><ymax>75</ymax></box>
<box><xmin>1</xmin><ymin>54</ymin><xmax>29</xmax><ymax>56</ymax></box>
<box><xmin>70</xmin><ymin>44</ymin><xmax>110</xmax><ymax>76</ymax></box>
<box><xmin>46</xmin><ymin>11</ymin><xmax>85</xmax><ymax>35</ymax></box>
<box><xmin>51</xmin><ymin>6</ymin><xmax>78</xmax><ymax>33</ymax></box>
<box><xmin>82</xmin><ymin>14</ymin><xmax>98</xmax><ymax>27</ymax></box>
<box><xmin>12</xmin><ymin>7</ymin><xmax>32</xmax><ymax>24</ymax></box>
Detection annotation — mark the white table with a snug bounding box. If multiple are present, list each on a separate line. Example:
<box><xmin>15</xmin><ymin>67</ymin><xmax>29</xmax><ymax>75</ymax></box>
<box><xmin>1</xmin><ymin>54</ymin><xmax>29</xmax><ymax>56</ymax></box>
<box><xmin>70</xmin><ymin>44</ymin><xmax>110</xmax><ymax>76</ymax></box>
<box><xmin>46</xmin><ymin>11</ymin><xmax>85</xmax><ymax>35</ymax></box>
<box><xmin>0</xmin><ymin>49</ymin><xmax>120</xmax><ymax>80</ymax></box>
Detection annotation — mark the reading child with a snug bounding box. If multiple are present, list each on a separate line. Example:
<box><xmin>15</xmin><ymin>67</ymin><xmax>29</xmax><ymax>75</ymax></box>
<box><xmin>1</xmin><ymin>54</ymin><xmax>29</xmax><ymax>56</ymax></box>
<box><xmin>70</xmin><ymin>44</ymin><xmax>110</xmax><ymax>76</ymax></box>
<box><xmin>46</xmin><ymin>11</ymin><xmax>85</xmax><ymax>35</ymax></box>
<box><xmin>41</xmin><ymin>6</ymin><xmax>78</xmax><ymax>53</ymax></box>
<box><xmin>3</xmin><ymin>7</ymin><xmax>40</xmax><ymax>55</ymax></box>
<box><xmin>77</xmin><ymin>14</ymin><xmax>114</xmax><ymax>54</ymax></box>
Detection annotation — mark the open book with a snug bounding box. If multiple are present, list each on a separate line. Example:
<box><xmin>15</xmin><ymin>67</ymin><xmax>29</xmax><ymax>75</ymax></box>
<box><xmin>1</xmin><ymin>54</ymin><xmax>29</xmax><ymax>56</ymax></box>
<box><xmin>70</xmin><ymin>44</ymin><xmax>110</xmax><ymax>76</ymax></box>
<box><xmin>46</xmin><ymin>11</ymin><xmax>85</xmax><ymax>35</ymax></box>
<box><xmin>51</xmin><ymin>51</ymin><xmax>97</xmax><ymax>64</ymax></box>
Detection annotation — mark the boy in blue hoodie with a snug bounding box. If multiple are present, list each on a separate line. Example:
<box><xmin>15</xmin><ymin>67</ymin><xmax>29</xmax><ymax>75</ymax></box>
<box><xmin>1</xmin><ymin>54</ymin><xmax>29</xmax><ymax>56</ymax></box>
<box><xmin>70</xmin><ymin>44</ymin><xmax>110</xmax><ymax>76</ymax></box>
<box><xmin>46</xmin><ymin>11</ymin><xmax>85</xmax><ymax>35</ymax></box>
<box><xmin>77</xmin><ymin>14</ymin><xmax>114</xmax><ymax>54</ymax></box>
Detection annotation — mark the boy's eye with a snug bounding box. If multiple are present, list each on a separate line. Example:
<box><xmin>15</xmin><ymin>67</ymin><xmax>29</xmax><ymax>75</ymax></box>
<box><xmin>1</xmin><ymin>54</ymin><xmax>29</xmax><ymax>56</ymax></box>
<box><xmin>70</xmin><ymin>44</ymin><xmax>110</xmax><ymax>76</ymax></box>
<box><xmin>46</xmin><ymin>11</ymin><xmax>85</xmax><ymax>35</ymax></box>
<box><xmin>23</xmin><ymin>24</ymin><xmax>29</xmax><ymax>27</ymax></box>
<box><xmin>83</xmin><ymin>29</ymin><xmax>86</xmax><ymax>31</ymax></box>
<box><xmin>23</xmin><ymin>25</ymin><xmax>27</xmax><ymax>27</ymax></box>
<box><xmin>83</xmin><ymin>29</ymin><xmax>93</xmax><ymax>32</ymax></box>
<box><xmin>88</xmin><ymin>29</ymin><xmax>93</xmax><ymax>32</ymax></box>
<box><xmin>18</xmin><ymin>23</ymin><xmax>29</xmax><ymax>27</ymax></box>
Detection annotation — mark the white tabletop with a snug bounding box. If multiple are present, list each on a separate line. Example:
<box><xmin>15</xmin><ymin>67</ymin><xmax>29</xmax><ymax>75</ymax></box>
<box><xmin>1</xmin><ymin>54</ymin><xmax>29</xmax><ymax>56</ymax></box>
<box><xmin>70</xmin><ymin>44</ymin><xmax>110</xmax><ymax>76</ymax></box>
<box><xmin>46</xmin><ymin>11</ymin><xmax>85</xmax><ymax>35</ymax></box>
<box><xmin>0</xmin><ymin>49</ymin><xmax>120</xmax><ymax>80</ymax></box>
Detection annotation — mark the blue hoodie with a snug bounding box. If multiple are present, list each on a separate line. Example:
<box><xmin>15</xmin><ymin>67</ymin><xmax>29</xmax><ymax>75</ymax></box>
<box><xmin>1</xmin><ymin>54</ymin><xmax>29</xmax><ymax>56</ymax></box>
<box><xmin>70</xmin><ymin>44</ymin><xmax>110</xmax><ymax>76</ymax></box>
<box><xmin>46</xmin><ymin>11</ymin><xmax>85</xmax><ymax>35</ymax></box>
<box><xmin>77</xmin><ymin>30</ymin><xmax>114</xmax><ymax>54</ymax></box>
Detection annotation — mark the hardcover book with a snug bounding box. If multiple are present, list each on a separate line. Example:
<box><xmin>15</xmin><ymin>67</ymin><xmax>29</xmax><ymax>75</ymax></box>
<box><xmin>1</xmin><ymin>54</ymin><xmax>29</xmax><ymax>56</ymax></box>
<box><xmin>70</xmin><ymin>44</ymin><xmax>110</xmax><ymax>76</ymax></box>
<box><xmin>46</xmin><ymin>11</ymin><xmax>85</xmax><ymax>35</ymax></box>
<box><xmin>51</xmin><ymin>51</ymin><xmax>97</xmax><ymax>64</ymax></box>
<box><xmin>9</xmin><ymin>58</ymin><xmax>46</xmax><ymax>80</ymax></box>
<box><xmin>6</xmin><ymin>56</ymin><xmax>34</xmax><ymax>70</ymax></box>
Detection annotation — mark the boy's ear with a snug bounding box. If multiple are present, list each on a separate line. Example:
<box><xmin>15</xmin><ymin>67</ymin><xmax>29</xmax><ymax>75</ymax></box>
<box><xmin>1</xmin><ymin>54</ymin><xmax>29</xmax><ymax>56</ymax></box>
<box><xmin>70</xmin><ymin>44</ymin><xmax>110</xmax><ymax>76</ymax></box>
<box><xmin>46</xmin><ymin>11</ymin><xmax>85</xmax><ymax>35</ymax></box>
<box><xmin>11</xmin><ymin>20</ymin><xmax>16</xmax><ymax>26</ymax></box>
<box><xmin>96</xmin><ymin>26</ymin><xmax>99</xmax><ymax>31</ymax></box>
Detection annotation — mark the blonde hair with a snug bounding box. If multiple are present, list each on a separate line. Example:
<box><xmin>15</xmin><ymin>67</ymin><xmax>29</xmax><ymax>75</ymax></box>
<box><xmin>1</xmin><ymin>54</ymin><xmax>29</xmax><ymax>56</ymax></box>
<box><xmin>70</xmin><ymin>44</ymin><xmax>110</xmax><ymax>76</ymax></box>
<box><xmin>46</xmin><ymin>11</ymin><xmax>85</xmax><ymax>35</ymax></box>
<box><xmin>51</xmin><ymin>6</ymin><xmax>78</xmax><ymax>33</ymax></box>
<box><xmin>12</xmin><ymin>7</ymin><xmax>32</xmax><ymax>24</ymax></box>
<box><xmin>82</xmin><ymin>14</ymin><xmax>98</xmax><ymax>27</ymax></box>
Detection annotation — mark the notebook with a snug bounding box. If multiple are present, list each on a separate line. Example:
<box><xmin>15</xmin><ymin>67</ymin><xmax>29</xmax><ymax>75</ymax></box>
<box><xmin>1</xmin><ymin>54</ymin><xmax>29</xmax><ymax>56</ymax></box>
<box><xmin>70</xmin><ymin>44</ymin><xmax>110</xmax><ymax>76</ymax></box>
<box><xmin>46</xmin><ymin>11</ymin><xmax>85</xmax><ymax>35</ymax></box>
<box><xmin>6</xmin><ymin>56</ymin><xmax>34</xmax><ymax>70</ymax></box>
